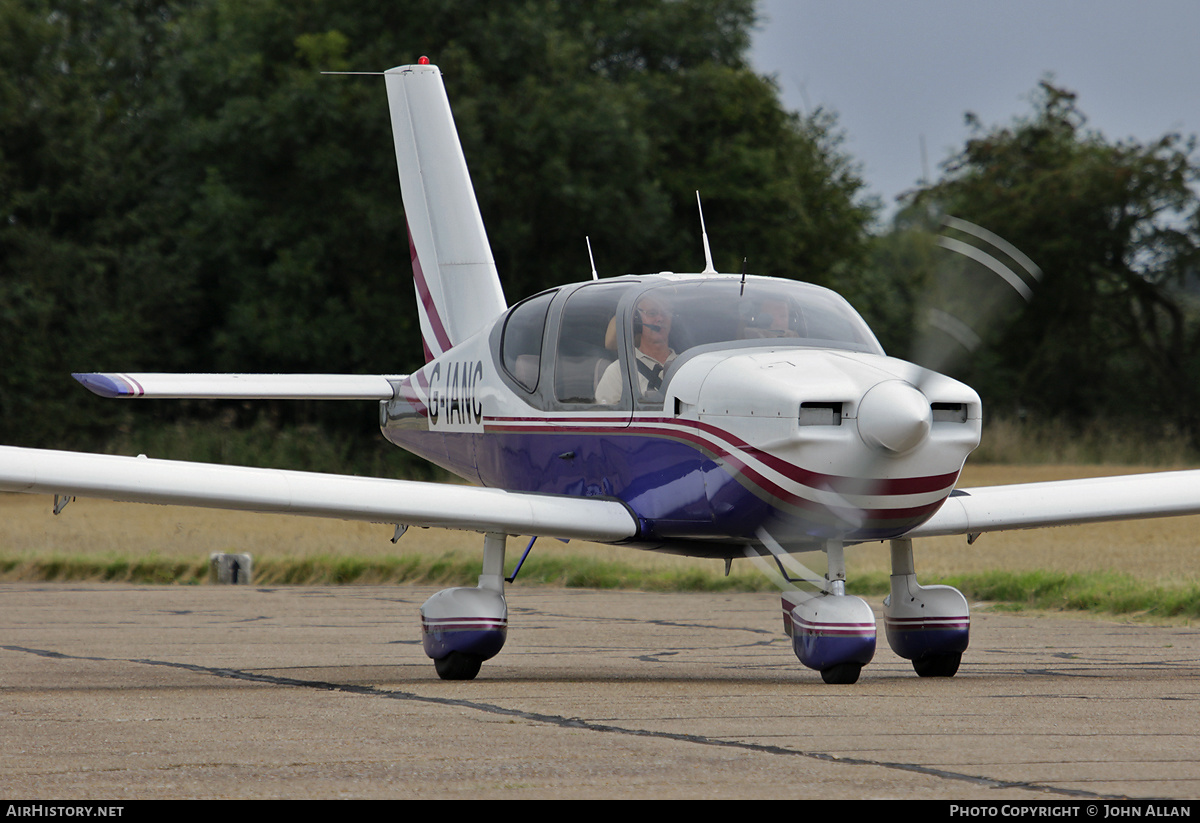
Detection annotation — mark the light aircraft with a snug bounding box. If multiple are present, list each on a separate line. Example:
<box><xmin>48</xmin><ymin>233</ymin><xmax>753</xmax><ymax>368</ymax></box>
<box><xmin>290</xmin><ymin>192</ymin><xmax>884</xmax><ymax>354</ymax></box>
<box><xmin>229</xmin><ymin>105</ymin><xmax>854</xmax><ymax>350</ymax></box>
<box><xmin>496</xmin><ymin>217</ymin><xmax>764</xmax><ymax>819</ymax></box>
<box><xmin>3</xmin><ymin>60</ymin><xmax>1200</xmax><ymax>684</ymax></box>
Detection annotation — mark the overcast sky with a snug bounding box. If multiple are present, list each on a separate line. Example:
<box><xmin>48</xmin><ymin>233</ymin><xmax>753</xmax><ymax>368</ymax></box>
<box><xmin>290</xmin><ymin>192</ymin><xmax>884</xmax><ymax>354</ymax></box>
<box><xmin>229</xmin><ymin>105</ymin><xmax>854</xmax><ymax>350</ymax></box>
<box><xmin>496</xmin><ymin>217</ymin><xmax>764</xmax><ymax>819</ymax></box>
<box><xmin>749</xmin><ymin>0</ymin><xmax>1200</xmax><ymax>218</ymax></box>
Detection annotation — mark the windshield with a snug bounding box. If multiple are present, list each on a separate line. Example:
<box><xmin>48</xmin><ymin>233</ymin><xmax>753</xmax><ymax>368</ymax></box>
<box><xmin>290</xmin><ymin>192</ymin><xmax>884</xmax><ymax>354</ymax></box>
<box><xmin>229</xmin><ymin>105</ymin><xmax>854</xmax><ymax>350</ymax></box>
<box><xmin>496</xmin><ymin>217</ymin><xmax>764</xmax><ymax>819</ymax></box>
<box><xmin>543</xmin><ymin>275</ymin><xmax>882</xmax><ymax>409</ymax></box>
<box><xmin>630</xmin><ymin>278</ymin><xmax>882</xmax><ymax>356</ymax></box>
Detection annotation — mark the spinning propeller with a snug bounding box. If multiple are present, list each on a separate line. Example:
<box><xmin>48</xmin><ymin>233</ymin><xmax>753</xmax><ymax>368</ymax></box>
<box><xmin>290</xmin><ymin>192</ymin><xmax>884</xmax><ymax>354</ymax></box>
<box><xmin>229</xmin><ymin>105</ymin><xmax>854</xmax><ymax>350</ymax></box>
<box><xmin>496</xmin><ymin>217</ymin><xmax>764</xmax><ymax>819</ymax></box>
<box><xmin>746</xmin><ymin>213</ymin><xmax>1043</xmax><ymax>586</ymax></box>
<box><xmin>914</xmin><ymin>214</ymin><xmax>1043</xmax><ymax>376</ymax></box>
<box><xmin>741</xmin><ymin>214</ymin><xmax>1042</xmax><ymax>683</ymax></box>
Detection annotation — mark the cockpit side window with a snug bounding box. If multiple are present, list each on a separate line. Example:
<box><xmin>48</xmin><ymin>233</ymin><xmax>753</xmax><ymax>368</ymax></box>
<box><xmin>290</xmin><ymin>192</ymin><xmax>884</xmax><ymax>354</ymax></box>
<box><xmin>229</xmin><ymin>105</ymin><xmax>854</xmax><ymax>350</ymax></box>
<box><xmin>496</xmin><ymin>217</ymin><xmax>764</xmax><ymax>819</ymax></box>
<box><xmin>500</xmin><ymin>290</ymin><xmax>556</xmax><ymax>392</ymax></box>
<box><xmin>554</xmin><ymin>282</ymin><xmax>635</xmax><ymax>405</ymax></box>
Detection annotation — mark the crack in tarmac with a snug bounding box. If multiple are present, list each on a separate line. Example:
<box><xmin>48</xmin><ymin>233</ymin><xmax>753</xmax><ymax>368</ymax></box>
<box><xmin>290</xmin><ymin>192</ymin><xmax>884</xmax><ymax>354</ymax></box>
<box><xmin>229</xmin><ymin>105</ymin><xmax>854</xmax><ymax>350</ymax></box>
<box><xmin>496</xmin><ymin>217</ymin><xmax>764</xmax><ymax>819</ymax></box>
<box><xmin>4</xmin><ymin>644</ymin><xmax>1134</xmax><ymax>800</ymax></box>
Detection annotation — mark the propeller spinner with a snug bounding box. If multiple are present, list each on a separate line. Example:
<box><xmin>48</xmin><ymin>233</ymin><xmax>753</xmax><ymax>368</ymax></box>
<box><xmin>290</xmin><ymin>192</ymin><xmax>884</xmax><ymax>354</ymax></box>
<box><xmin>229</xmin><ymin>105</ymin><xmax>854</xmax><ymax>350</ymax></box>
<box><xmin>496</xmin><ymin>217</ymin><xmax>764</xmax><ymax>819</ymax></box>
<box><xmin>856</xmin><ymin>379</ymin><xmax>932</xmax><ymax>454</ymax></box>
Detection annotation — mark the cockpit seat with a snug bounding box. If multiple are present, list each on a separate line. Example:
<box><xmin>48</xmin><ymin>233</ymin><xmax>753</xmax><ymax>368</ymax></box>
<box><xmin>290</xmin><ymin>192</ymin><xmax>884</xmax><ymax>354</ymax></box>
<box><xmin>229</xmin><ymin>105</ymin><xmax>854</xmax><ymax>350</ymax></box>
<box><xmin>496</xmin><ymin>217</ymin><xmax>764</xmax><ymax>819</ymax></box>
<box><xmin>555</xmin><ymin>355</ymin><xmax>609</xmax><ymax>404</ymax></box>
<box><xmin>513</xmin><ymin>355</ymin><xmax>540</xmax><ymax>391</ymax></box>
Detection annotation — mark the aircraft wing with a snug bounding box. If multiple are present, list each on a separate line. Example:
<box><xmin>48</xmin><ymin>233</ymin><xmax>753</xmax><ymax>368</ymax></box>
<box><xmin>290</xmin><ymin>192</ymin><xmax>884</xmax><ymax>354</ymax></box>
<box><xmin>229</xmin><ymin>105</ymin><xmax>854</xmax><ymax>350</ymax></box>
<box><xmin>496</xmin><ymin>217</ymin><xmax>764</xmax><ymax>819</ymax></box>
<box><xmin>907</xmin><ymin>469</ymin><xmax>1200</xmax><ymax>538</ymax></box>
<box><xmin>0</xmin><ymin>446</ymin><xmax>639</xmax><ymax>543</ymax></box>
<box><xmin>72</xmin><ymin>373</ymin><xmax>402</xmax><ymax>400</ymax></box>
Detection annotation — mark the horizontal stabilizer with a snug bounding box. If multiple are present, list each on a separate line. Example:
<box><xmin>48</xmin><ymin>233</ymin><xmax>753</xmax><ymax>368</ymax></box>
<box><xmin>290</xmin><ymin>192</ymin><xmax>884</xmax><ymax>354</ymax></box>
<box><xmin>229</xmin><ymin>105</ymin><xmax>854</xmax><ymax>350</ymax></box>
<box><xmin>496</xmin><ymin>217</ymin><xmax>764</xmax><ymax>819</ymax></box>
<box><xmin>0</xmin><ymin>446</ymin><xmax>639</xmax><ymax>543</ymax></box>
<box><xmin>908</xmin><ymin>470</ymin><xmax>1200</xmax><ymax>538</ymax></box>
<box><xmin>73</xmin><ymin>373</ymin><xmax>402</xmax><ymax>400</ymax></box>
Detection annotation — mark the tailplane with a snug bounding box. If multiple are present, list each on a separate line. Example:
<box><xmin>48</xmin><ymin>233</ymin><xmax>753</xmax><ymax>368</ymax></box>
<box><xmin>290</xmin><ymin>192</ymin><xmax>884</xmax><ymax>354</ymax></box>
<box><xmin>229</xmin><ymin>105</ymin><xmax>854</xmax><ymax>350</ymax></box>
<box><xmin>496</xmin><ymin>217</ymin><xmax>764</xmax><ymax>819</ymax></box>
<box><xmin>385</xmin><ymin>62</ymin><xmax>507</xmax><ymax>362</ymax></box>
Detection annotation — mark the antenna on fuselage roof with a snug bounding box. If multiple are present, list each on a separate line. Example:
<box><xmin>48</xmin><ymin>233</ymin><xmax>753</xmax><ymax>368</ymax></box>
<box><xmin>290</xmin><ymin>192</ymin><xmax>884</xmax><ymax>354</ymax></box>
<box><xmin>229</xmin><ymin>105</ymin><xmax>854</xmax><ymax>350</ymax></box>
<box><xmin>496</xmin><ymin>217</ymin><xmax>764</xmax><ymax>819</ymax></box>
<box><xmin>586</xmin><ymin>236</ymin><xmax>598</xmax><ymax>280</ymax></box>
<box><xmin>696</xmin><ymin>191</ymin><xmax>717</xmax><ymax>275</ymax></box>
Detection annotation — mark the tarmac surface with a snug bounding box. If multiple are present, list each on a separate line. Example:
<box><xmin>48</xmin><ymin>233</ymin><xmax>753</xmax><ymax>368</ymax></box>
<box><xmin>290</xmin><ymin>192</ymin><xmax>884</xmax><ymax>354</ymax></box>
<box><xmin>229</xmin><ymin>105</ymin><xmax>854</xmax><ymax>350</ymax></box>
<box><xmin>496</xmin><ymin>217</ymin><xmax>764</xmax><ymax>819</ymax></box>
<box><xmin>2</xmin><ymin>583</ymin><xmax>1199</xmax><ymax>800</ymax></box>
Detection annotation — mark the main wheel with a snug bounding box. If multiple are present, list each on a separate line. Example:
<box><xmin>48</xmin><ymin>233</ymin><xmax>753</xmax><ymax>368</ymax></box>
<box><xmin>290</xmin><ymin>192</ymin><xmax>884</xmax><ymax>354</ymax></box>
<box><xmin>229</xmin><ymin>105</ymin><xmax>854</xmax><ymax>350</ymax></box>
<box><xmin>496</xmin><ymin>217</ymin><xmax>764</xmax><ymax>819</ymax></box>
<box><xmin>820</xmin><ymin>662</ymin><xmax>862</xmax><ymax>685</ymax></box>
<box><xmin>434</xmin><ymin>651</ymin><xmax>483</xmax><ymax>681</ymax></box>
<box><xmin>912</xmin><ymin>652</ymin><xmax>961</xmax><ymax>678</ymax></box>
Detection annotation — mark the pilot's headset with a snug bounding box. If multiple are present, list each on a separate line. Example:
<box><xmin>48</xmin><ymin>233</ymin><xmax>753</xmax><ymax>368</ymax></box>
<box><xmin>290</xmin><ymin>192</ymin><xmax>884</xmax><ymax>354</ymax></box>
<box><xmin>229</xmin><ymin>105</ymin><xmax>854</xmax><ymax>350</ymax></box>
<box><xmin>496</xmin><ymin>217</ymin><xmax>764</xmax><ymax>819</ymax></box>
<box><xmin>632</xmin><ymin>299</ymin><xmax>671</xmax><ymax>336</ymax></box>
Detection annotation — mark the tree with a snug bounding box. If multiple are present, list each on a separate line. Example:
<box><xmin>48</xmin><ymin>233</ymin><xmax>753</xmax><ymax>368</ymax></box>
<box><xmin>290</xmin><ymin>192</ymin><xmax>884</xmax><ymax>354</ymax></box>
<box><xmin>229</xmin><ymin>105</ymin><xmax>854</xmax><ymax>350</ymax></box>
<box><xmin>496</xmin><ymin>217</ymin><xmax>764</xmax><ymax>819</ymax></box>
<box><xmin>141</xmin><ymin>0</ymin><xmax>875</xmax><ymax>371</ymax></box>
<box><xmin>902</xmin><ymin>81</ymin><xmax>1200</xmax><ymax>438</ymax></box>
<box><xmin>0</xmin><ymin>0</ymin><xmax>194</xmax><ymax>446</ymax></box>
<box><xmin>1</xmin><ymin>0</ymin><xmax>877</xmax><ymax>465</ymax></box>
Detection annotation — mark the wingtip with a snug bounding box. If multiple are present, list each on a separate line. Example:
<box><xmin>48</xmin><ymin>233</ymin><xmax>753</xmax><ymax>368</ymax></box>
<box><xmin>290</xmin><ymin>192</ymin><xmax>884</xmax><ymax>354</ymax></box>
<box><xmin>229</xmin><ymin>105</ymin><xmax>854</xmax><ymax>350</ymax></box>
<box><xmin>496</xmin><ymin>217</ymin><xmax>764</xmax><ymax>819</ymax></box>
<box><xmin>73</xmin><ymin>373</ymin><xmax>143</xmax><ymax>398</ymax></box>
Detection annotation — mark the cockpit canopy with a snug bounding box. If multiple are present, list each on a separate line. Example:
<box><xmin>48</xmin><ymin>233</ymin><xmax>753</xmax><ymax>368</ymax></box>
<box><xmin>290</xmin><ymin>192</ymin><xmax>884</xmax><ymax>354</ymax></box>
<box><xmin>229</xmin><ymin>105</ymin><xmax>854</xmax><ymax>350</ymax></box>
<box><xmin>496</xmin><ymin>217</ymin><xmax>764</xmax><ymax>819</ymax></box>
<box><xmin>622</xmin><ymin>277</ymin><xmax>882</xmax><ymax>352</ymax></box>
<box><xmin>498</xmin><ymin>274</ymin><xmax>883</xmax><ymax>409</ymax></box>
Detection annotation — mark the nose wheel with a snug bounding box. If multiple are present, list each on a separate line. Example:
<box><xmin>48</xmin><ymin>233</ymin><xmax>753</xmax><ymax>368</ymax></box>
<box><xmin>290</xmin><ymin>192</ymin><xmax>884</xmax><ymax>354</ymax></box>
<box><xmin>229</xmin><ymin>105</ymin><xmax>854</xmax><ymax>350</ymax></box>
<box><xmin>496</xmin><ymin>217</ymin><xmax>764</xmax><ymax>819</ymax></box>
<box><xmin>434</xmin><ymin>651</ymin><xmax>484</xmax><ymax>681</ymax></box>
<box><xmin>772</xmin><ymin>539</ymin><xmax>879</xmax><ymax>682</ymax></box>
<box><xmin>821</xmin><ymin>661</ymin><xmax>863</xmax><ymax>685</ymax></box>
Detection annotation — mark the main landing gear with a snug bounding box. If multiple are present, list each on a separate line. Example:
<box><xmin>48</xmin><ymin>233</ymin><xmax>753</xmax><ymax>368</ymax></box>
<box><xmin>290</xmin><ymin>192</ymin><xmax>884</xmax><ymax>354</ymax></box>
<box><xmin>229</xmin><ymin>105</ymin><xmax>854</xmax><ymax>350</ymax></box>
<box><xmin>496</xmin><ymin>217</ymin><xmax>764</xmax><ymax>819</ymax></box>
<box><xmin>420</xmin><ymin>532</ymin><xmax>509</xmax><ymax>680</ymax></box>
<box><xmin>781</xmin><ymin>538</ymin><xmax>970</xmax><ymax>683</ymax></box>
<box><xmin>883</xmin><ymin>538</ymin><xmax>969</xmax><ymax>678</ymax></box>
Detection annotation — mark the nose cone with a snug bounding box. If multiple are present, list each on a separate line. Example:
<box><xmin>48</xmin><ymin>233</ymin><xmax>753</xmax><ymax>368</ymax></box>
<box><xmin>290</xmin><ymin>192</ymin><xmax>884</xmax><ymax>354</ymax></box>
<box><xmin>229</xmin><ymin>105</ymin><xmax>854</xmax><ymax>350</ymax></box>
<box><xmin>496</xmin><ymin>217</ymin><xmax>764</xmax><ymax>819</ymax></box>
<box><xmin>857</xmin><ymin>380</ymin><xmax>932</xmax><ymax>454</ymax></box>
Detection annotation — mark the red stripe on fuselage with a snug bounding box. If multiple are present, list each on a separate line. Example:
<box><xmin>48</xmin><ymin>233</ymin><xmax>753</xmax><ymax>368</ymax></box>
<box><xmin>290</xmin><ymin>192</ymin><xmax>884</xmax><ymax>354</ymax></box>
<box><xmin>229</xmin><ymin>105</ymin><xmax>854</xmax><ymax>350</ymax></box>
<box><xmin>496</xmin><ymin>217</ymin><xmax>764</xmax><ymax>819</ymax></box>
<box><xmin>479</xmin><ymin>413</ymin><xmax>958</xmax><ymax>525</ymax></box>
<box><xmin>649</xmin><ymin>415</ymin><xmax>959</xmax><ymax>496</ymax></box>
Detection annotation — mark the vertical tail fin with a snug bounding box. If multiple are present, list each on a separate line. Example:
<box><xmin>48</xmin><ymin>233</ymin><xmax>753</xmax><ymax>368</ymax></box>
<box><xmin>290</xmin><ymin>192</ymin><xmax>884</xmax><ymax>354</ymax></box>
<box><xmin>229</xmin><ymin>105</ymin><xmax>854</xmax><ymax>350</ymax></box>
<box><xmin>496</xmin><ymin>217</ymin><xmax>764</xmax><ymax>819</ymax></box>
<box><xmin>385</xmin><ymin>63</ymin><xmax>507</xmax><ymax>362</ymax></box>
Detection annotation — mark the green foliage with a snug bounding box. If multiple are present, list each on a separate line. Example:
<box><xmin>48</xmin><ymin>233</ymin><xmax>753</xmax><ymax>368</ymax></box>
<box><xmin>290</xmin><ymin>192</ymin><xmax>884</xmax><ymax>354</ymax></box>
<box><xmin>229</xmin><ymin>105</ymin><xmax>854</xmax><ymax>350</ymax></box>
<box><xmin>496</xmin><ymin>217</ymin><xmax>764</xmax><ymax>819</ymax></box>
<box><xmin>842</xmin><ymin>208</ymin><xmax>941</xmax><ymax>356</ymax></box>
<box><xmin>102</xmin><ymin>413</ymin><xmax>447</xmax><ymax>477</ymax></box>
<box><xmin>3</xmin><ymin>552</ymin><xmax>1196</xmax><ymax>620</ymax></box>
<box><xmin>1</xmin><ymin>0</ymin><xmax>874</xmax><ymax>465</ymax></box>
<box><xmin>0</xmin><ymin>0</ymin><xmax>198</xmax><ymax>445</ymax></box>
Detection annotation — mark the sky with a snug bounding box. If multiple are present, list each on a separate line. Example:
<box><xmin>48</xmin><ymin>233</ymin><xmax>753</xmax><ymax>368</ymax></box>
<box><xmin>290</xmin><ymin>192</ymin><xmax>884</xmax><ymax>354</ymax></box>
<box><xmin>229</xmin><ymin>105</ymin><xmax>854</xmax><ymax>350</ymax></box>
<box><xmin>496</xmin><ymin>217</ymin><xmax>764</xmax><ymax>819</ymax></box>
<box><xmin>749</xmin><ymin>0</ymin><xmax>1200</xmax><ymax>219</ymax></box>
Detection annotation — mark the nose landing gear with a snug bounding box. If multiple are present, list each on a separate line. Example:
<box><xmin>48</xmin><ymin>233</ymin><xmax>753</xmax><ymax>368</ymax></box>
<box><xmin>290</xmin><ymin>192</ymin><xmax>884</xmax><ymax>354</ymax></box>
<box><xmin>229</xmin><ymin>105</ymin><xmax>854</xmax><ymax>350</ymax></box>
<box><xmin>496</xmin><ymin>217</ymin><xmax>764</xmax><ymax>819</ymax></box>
<box><xmin>781</xmin><ymin>540</ymin><xmax>876</xmax><ymax>684</ymax></box>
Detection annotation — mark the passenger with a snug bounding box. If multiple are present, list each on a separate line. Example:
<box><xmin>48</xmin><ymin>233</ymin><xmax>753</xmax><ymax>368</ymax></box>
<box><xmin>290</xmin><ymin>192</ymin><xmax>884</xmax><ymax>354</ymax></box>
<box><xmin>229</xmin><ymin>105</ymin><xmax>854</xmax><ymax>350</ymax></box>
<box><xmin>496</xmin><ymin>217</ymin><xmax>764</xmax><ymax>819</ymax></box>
<box><xmin>595</xmin><ymin>295</ymin><xmax>677</xmax><ymax>404</ymax></box>
<box><xmin>742</xmin><ymin>297</ymin><xmax>799</xmax><ymax>339</ymax></box>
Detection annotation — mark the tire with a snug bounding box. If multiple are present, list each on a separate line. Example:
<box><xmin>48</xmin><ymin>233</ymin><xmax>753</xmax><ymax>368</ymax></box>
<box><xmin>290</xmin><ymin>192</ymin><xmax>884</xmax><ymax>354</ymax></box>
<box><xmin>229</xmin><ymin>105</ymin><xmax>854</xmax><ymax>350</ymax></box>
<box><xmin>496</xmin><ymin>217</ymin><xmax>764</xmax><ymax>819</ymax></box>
<box><xmin>820</xmin><ymin>662</ymin><xmax>862</xmax><ymax>685</ymax></box>
<box><xmin>434</xmin><ymin>652</ymin><xmax>483</xmax><ymax>681</ymax></box>
<box><xmin>912</xmin><ymin>652</ymin><xmax>961</xmax><ymax>678</ymax></box>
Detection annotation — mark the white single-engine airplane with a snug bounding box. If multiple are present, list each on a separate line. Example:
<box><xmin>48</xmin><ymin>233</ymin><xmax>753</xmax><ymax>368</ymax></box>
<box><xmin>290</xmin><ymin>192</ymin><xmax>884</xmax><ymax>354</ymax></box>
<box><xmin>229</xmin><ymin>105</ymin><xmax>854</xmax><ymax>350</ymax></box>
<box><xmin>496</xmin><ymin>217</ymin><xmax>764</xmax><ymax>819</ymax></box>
<box><xmin>3</xmin><ymin>61</ymin><xmax>1200</xmax><ymax>684</ymax></box>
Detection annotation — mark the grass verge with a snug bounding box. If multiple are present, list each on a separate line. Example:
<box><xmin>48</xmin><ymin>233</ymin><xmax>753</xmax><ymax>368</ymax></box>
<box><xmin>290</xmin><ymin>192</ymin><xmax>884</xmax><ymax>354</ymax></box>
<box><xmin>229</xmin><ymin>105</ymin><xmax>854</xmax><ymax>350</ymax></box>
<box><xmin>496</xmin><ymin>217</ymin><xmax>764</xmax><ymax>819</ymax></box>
<box><xmin>3</xmin><ymin>554</ymin><xmax>1196</xmax><ymax>621</ymax></box>
<box><xmin>973</xmin><ymin>417</ymin><xmax>1199</xmax><ymax>465</ymax></box>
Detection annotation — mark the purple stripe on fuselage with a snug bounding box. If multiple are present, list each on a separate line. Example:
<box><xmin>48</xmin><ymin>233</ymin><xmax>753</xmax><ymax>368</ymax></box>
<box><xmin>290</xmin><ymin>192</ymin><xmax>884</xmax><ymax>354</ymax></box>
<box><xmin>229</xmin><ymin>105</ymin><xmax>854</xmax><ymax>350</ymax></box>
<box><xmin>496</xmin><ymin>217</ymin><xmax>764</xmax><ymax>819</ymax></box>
<box><xmin>482</xmin><ymin>415</ymin><xmax>957</xmax><ymax>525</ymax></box>
<box><xmin>382</xmin><ymin>412</ymin><xmax>960</xmax><ymax>548</ymax></box>
<box><xmin>486</xmin><ymin>414</ymin><xmax>959</xmax><ymax>497</ymax></box>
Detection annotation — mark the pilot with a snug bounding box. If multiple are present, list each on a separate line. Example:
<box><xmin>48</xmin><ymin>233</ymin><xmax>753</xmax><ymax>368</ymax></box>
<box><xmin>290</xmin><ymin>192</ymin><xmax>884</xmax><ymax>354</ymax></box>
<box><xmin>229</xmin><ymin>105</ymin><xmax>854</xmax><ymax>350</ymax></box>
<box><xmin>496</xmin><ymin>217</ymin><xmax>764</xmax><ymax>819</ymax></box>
<box><xmin>595</xmin><ymin>294</ymin><xmax>676</xmax><ymax>404</ymax></box>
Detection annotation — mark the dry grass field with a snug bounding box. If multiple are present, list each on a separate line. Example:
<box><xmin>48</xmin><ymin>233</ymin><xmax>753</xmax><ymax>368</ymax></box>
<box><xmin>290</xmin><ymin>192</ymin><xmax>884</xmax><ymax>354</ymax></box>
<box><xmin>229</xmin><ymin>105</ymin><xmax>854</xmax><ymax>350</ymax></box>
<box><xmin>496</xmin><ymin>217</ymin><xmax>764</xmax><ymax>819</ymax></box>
<box><xmin>2</xmin><ymin>463</ymin><xmax>1198</xmax><ymax>588</ymax></box>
